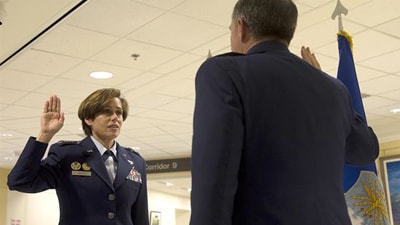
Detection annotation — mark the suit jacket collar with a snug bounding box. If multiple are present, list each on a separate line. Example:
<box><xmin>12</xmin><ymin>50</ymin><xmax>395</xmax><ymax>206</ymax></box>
<box><xmin>80</xmin><ymin>137</ymin><xmax>113</xmax><ymax>189</ymax></box>
<box><xmin>247</xmin><ymin>40</ymin><xmax>289</xmax><ymax>55</ymax></box>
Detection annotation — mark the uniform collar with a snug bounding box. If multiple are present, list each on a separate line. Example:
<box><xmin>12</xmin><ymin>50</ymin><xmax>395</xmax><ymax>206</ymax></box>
<box><xmin>90</xmin><ymin>136</ymin><xmax>117</xmax><ymax>156</ymax></box>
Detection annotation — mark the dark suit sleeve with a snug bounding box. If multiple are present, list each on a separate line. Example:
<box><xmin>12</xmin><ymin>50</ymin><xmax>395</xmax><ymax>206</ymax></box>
<box><xmin>190</xmin><ymin>58</ymin><xmax>244</xmax><ymax>225</ymax></box>
<box><xmin>345</xmin><ymin>112</ymin><xmax>379</xmax><ymax>166</ymax></box>
<box><xmin>7</xmin><ymin>137</ymin><xmax>60</xmax><ymax>192</ymax></box>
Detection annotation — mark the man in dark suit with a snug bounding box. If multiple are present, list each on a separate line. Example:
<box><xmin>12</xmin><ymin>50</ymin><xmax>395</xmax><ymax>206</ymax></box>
<box><xmin>190</xmin><ymin>0</ymin><xmax>379</xmax><ymax>225</ymax></box>
<box><xmin>8</xmin><ymin>88</ymin><xmax>149</xmax><ymax>225</ymax></box>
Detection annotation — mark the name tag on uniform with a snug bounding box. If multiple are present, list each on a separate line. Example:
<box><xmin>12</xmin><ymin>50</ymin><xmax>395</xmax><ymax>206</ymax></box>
<box><xmin>72</xmin><ymin>171</ymin><xmax>92</xmax><ymax>176</ymax></box>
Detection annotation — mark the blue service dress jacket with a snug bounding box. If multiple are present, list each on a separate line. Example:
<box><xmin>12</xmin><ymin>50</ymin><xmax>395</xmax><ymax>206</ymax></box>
<box><xmin>190</xmin><ymin>41</ymin><xmax>379</xmax><ymax>225</ymax></box>
<box><xmin>8</xmin><ymin>136</ymin><xmax>149</xmax><ymax>225</ymax></box>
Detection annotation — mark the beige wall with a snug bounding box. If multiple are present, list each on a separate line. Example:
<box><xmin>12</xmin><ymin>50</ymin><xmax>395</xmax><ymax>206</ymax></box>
<box><xmin>379</xmin><ymin>140</ymin><xmax>400</xmax><ymax>157</ymax></box>
<box><xmin>0</xmin><ymin>168</ymin><xmax>10</xmax><ymax>225</ymax></box>
<box><xmin>378</xmin><ymin>140</ymin><xmax>400</xmax><ymax>173</ymax></box>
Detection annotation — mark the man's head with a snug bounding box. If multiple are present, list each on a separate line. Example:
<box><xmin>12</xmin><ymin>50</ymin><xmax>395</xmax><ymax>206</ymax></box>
<box><xmin>230</xmin><ymin>0</ymin><xmax>298</xmax><ymax>53</ymax></box>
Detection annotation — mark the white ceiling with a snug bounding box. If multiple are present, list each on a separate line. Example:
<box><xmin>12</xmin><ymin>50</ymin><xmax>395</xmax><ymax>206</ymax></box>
<box><xmin>1</xmin><ymin>0</ymin><xmax>400</xmax><ymax>198</ymax></box>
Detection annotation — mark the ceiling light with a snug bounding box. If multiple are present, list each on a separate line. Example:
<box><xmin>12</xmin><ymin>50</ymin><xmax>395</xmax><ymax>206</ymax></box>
<box><xmin>89</xmin><ymin>71</ymin><xmax>113</xmax><ymax>79</ymax></box>
<box><xmin>0</xmin><ymin>153</ymin><xmax>15</xmax><ymax>161</ymax></box>
<box><xmin>165</xmin><ymin>182</ymin><xmax>173</xmax><ymax>187</ymax></box>
<box><xmin>389</xmin><ymin>108</ymin><xmax>400</xmax><ymax>114</ymax></box>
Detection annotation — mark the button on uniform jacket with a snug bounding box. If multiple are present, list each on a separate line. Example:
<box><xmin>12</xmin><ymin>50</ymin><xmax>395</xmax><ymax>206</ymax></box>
<box><xmin>190</xmin><ymin>41</ymin><xmax>379</xmax><ymax>225</ymax></box>
<box><xmin>8</xmin><ymin>136</ymin><xmax>149</xmax><ymax>225</ymax></box>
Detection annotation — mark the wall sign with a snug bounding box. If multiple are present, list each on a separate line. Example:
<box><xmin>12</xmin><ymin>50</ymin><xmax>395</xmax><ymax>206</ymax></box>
<box><xmin>146</xmin><ymin>157</ymin><xmax>190</xmax><ymax>174</ymax></box>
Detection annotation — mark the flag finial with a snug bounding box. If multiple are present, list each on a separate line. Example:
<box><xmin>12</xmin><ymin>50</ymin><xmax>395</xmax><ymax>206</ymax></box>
<box><xmin>331</xmin><ymin>0</ymin><xmax>348</xmax><ymax>31</ymax></box>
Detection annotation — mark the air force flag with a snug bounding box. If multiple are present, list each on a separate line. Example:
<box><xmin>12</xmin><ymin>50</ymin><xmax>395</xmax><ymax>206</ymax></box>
<box><xmin>337</xmin><ymin>31</ymin><xmax>389</xmax><ymax>225</ymax></box>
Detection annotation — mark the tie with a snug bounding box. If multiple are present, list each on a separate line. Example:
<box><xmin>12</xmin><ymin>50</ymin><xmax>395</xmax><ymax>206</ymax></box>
<box><xmin>103</xmin><ymin>150</ymin><xmax>117</xmax><ymax>182</ymax></box>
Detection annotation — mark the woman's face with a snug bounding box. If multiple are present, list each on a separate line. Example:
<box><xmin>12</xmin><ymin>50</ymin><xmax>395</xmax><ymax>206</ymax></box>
<box><xmin>84</xmin><ymin>97</ymin><xmax>124</xmax><ymax>147</ymax></box>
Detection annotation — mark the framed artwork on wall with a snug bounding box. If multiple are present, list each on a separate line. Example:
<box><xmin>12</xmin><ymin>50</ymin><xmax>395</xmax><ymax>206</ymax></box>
<box><xmin>379</xmin><ymin>155</ymin><xmax>400</xmax><ymax>225</ymax></box>
<box><xmin>150</xmin><ymin>211</ymin><xmax>161</xmax><ymax>225</ymax></box>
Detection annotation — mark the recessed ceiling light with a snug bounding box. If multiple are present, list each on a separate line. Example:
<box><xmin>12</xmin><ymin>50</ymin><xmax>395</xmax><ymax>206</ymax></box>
<box><xmin>0</xmin><ymin>152</ymin><xmax>15</xmax><ymax>161</ymax></box>
<box><xmin>389</xmin><ymin>108</ymin><xmax>400</xmax><ymax>114</ymax></box>
<box><xmin>89</xmin><ymin>71</ymin><xmax>113</xmax><ymax>79</ymax></box>
<box><xmin>165</xmin><ymin>182</ymin><xmax>173</xmax><ymax>187</ymax></box>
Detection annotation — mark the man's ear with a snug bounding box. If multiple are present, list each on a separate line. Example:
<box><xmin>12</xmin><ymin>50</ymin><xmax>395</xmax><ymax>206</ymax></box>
<box><xmin>237</xmin><ymin>18</ymin><xmax>250</xmax><ymax>43</ymax></box>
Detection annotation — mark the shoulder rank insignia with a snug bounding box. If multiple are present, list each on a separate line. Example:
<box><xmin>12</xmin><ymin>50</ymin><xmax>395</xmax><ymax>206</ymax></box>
<box><xmin>125</xmin><ymin>147</ymin><xmax>144</xmax><ymax>159</ymax></box>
